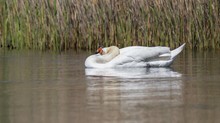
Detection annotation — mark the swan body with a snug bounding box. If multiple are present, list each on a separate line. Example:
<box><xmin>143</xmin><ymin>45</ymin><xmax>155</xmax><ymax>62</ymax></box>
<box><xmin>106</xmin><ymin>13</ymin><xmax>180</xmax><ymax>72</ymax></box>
<box><xmin>85</xmin><ymin>43</ymin><xmax>186</xmax><ymax>68</ymax></box>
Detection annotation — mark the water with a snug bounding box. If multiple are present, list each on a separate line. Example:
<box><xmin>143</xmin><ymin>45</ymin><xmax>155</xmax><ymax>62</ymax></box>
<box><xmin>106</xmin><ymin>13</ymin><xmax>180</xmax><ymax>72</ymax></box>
<box><xmin>0</xmin><ymin>49</ymin><xmax>220</xmax><ymax>123</ymax></box>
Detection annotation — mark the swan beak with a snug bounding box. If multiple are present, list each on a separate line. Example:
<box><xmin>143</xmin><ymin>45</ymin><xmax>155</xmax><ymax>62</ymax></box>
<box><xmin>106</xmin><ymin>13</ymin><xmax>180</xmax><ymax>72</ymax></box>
<box><xmin>95</xmin><ymin>47</ymin><xmax>103</xmax><ymax>54</ymax></box>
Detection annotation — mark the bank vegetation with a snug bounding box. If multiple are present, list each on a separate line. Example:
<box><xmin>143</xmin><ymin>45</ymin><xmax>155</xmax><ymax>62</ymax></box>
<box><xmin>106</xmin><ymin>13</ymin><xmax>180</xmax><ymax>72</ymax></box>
<box><xmin>0</xmin><ymin>0</ymin><xmax>220</xmax><ymax>51</ymax></box>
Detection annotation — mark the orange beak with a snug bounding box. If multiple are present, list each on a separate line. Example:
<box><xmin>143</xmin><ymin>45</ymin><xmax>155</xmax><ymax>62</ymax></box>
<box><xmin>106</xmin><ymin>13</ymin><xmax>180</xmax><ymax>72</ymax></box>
<box><xmin>95</xmin><ymin>47</ymin><xmax>103</xmax><ymax>54</ymax></box>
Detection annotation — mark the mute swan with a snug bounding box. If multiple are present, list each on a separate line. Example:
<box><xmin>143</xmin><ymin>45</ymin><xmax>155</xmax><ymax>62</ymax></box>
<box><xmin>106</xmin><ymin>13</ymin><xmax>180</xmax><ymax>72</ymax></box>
<box><xmin>85</xmin><ymin>43</ymin><xmax>186</xmax><ymax>68</ymax></box>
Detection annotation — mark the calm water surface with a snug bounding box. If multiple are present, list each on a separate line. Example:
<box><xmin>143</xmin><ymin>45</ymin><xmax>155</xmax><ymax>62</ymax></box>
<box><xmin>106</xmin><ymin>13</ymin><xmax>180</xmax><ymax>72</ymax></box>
<box><xmin>0</xmin><ymin>49</ymin><xmax>220</xmax><ymax>123</ymax></box>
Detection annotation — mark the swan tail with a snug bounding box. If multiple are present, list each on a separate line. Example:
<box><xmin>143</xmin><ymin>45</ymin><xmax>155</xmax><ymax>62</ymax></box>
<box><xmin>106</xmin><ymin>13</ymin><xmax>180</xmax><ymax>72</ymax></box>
<box><xmin>171</xmin><ymin>43</ymin><xmax>186</xmax><ymax>59</ymax></box>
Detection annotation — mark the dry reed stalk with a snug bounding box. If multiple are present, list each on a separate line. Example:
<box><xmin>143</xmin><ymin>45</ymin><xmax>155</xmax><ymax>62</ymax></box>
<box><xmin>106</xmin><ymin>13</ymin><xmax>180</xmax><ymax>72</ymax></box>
<box><xmin>0</xmin><ymin>0</ymin><xmax>219</xmax><ymax>50</ymax></box>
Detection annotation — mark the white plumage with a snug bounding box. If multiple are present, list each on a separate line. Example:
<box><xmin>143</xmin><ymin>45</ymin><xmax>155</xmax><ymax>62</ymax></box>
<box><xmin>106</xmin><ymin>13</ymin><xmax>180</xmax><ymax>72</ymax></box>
<box><xmin>85</xmin><ymin>43</ymin><xmax>185</xmax><ymax>68</ymax></box>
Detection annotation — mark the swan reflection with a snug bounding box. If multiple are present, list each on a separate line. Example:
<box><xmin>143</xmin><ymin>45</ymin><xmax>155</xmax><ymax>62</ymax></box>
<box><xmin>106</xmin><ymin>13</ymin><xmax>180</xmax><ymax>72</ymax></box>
<box><xmin>85</xmin><ymin>67</ymin><xmax>182</xmax><ymax>78</ymax></box>
<box><xmin>85</xmin><ymin>67</ymin><xmax>184</xmax><ymax>119</ymax></box>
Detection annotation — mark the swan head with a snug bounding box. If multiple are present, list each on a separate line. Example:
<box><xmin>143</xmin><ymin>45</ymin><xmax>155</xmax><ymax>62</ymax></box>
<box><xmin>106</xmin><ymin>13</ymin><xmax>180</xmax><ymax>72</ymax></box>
<box><xmin>95</xmin><ymin>46</ymin><xmax>104</xmax><ymax>55</ymax></box>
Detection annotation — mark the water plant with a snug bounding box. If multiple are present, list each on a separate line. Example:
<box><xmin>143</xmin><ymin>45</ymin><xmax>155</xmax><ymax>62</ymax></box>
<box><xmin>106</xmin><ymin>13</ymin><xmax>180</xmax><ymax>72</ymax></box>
<box><xmin>0</xmin><ymin>0</ymin><xmax>219</xmax><ymax>51</ymax></box>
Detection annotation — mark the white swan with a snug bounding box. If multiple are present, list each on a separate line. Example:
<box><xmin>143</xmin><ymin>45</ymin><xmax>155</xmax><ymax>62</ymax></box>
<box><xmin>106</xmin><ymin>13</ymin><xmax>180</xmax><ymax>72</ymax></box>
<box><xmin>85</xmin><ymin>43</ymin><xmax>186</xmax><ymax>68</ymax></box>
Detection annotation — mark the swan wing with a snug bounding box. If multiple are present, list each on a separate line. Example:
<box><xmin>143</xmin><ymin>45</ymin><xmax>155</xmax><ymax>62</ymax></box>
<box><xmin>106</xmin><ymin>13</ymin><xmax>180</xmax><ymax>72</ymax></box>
<box><xmin>170</xmin><ymin>43</ymin><xmax>186</xmax><ymax>59</ymax></box>
<box><xmin>104</xmin><ymin>46</ymin><xmax>172</xmax><ymax>67</ymax></box>
<box><xmin>119</xmin><ymin>46</ymin><xmax>171</xmax><ymax>62</ymax></box>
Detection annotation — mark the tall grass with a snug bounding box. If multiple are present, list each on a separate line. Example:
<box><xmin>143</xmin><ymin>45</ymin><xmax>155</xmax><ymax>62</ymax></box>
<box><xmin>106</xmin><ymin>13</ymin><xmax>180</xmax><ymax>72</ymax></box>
<box><xmin>0</xmin><ymin>0</ymin><xmax>220</xmax><ymax>51</ymax></box>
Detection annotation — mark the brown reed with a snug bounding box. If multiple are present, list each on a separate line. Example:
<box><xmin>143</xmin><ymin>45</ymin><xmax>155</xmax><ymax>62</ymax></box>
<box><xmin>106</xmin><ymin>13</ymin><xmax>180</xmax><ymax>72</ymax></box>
<box><xmin>0</xmin><ymin>0</ymin><xmax>219</xmax><ymax>51</ymax></box>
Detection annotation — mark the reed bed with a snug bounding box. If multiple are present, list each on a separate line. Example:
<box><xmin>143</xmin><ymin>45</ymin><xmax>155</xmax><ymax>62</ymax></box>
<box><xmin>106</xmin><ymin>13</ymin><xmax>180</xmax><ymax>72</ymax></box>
<box><xmin>0</xmin><ymin>0</ymin><xmax>220</xmax><ymax>51</ymax></box>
